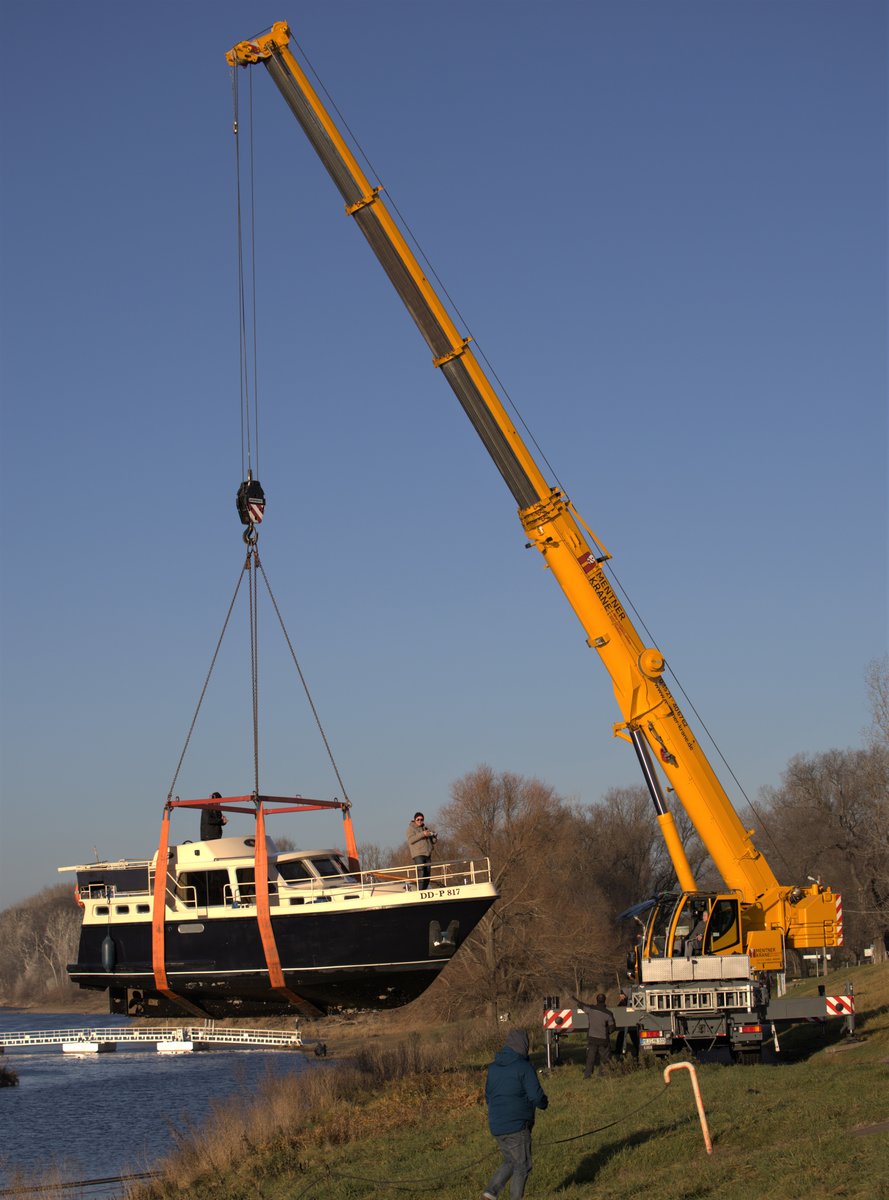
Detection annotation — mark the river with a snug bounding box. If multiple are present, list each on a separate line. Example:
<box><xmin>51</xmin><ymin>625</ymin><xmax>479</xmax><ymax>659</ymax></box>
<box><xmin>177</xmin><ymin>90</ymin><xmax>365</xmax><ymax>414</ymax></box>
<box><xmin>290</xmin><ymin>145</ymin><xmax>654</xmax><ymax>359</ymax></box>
<box><xmin>0</xmin><ymin>1008</ymin><xmax>317</xmax><ymax>1198</ymax></box>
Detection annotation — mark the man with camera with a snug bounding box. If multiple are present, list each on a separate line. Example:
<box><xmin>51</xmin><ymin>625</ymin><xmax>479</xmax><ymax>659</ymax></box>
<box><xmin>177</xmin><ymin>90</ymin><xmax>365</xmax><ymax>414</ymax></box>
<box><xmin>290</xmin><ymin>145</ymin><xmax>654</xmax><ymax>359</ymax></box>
<box><xmin>406</xmin><ymin>811</ymin><xmax>436</xmax><ymax>890</ymax></box>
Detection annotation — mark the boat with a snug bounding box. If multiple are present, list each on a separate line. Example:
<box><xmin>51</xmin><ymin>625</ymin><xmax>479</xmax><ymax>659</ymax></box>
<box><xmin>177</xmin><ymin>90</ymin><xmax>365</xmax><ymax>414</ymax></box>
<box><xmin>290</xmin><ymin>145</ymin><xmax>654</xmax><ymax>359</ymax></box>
<box><xmin>54</xmin><ymin>45</ymin><xmax>501</xmax><ymax>1020</ymax></box>
<box><xmin>60</xmin><ymin>793</ymin><xmax>498</xmax><ymax>1018</ymax></box>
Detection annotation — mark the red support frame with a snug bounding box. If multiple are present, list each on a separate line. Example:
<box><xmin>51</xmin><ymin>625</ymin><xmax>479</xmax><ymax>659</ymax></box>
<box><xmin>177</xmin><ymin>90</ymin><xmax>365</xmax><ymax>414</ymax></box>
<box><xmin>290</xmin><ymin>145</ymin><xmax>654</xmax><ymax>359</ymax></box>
<box><xmin>151</xmin><ymin>794</ymin><xmax>356</xmax><ymax>1017</ymax></box>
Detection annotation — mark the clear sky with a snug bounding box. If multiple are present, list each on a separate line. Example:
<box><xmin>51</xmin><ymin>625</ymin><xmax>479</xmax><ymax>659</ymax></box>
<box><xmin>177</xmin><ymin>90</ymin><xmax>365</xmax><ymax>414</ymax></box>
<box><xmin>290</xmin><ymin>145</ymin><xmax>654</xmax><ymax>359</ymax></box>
<box><xmin>0</xmin><ymin>2</ymin><xmax>885</xmax><ymax>909</ymax></box>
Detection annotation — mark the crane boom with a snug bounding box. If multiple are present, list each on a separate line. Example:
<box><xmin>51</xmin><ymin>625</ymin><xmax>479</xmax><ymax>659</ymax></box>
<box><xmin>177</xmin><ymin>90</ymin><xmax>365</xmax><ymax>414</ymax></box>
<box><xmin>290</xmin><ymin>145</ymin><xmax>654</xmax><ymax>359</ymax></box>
<box><xmin>227</xmin><ymin>23</ymin><xmax>840</xmax><ymax>958</ymax></box>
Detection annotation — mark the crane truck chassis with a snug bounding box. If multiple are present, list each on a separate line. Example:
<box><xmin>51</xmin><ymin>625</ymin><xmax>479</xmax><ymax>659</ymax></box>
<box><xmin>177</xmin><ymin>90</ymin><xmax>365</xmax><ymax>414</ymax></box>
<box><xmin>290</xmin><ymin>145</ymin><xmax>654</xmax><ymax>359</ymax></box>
<box><xmin>545</xmin><ymin>958</ymin><xmax>856</xmax><ymax>1065</ymax></box>
<box><xmin>226</xmin><ymin>21</ymin><xmax>844</xmax><ymax>1056</ymax></box>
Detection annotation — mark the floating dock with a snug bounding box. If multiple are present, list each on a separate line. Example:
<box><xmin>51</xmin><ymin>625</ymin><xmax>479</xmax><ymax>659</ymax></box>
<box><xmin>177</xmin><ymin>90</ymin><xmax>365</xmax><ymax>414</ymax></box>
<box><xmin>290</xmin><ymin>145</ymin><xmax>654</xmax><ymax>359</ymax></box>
<box><xmin>0</xmin><ymin>1025</ymin><xmax>308</xmax><ymax>1054</ymax></box>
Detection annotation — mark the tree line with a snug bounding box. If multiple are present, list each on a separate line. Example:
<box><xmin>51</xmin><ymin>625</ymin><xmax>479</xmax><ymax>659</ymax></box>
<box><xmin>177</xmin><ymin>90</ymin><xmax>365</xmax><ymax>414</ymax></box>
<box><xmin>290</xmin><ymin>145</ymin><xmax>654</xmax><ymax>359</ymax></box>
<box><xmin>404</xmin><ymin>655</ymin><xmax>889</xmax><ymax>1018</ymax></box>
<box><xmin>0</xmin><ymin>884</ymin><xmax>83</xmax><ymax>1006</ymax></box>
<box><xmin>2</xmin><ymin>658</ymin><xmax>886</xmax><ymax>1013</ymax></box>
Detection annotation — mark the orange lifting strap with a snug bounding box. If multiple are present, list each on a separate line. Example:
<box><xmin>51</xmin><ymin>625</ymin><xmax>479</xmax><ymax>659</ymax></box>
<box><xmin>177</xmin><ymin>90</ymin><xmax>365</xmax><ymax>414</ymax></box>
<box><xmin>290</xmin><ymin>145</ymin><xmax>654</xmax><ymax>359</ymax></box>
<box><xmin>253</xmin><ymin>803</ymin><xmax>321</xmax><ymax>1016</ymax></box>
<box><xmin>342</xmin><ymin>806</ymin><xmax>359</xmax><ymax>873</ymax></box>
<box><xmin>150</xmin><ymin>794</ymin><xmax>351</xmax><ymax>1019</ymax></box>
<box><xmin>151</xmin><ymin>807</ymin><xmax>208</xmax><ymax>1018</ymax></box>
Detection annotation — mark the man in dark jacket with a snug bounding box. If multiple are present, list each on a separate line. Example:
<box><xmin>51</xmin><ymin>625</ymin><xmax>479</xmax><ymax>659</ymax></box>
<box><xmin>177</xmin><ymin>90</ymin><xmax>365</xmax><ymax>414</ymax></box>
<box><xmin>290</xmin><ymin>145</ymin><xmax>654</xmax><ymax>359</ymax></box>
<box><xmin>200</xmin><ymin>793</ymin><xmax>228</xmax><ymax>841</ymax></box>
<box><xmin>573</xmin><ymin>992</ymin><xmax>616</xmax><ymax>1077</ymax></box>
<box><xmin>482</xmin><ymin>1028</ymin><xmax>548</xmax><ymax>1199</ymax></box>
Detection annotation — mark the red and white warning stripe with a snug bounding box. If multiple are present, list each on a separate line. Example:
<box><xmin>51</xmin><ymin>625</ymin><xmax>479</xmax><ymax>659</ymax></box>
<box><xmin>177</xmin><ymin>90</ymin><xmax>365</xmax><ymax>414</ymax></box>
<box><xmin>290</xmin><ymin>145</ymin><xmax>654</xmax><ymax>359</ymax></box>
<box><xmin>543</xmin><ymin>1008</ymin><xmax>573</xmax><ymax>1030</ymax></box>
<box><xmin>825</xmin><ymin>995</ymin><xmax>854</xmax><ymax>1017</ymax></box>
<box><xmin>835</xmin><ymin>894</ymin><xmax>844</xmax><ymax>946</ymax></box>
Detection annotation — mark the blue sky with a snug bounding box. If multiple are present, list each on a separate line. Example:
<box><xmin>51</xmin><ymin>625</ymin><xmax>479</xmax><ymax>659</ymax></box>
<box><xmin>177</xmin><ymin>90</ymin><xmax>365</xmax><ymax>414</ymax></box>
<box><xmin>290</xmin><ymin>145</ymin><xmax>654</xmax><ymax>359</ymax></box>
<box><xmin>1</xmin><ymin>2</ymin><xmax>885</xmax><ymax>908</ymax></box>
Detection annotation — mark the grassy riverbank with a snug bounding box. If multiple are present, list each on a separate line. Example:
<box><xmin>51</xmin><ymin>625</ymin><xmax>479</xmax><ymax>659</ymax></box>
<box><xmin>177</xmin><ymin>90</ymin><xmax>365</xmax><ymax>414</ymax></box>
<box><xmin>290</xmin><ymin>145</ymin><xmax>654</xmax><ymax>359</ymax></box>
<box><xmin>120</xmin><ymin>963</ymin><xmax>888</xmax><ymax>1200</ymax></box>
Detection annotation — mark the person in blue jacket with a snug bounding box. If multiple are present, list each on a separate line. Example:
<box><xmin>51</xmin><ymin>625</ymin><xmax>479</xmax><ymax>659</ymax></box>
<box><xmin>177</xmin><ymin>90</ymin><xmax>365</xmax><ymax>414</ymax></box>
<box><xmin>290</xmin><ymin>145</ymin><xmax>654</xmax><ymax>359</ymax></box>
<box><xmin>482</xmin><ymin>1027</ymin><xmax>548</xmax><ymax>1199</ymax></box>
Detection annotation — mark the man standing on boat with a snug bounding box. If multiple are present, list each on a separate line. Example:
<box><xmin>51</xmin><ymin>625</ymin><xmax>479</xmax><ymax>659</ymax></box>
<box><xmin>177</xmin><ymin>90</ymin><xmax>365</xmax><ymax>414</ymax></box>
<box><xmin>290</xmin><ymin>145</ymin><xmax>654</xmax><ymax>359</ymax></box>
<box><xmin>406</xmin><ymin>811</ymin><xmax>436</xmax><ymax>890</ymax></box>
<box><xmin>201</xmin><ymin>793</ymin><xmax>228</xmax><ymax>841</ymax></box>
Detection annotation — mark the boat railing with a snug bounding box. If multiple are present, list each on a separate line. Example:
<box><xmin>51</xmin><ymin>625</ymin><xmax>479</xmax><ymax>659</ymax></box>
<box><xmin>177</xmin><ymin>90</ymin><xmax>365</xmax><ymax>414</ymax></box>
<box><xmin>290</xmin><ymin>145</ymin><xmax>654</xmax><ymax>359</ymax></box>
<box><xmin>77</xmin><ymin>882</ymin><xmax>113</xmax><ymax>901</ymax></box>
<box><xmin>231</xmin><ymin>881</ymin><xmax>279</xmax><ymax>906</ymax></box>
<box><xmin>271</xmin><ymin>856</ymin><xmax>492</xmax><ymax>900</ymax></box>
<box><xmin>356</xmin><ymin>857</ymin><xmax>493</xmax><ymax>892</ymax></box>
<box><xmin>77</xmin><ymin>881</ymin><xmax>152</xmax><ymax>902</ymax></box>
<box><xmin>78</xmin><ymin>856</ymin><xmax>492</xmax><ymax>913</ymax></box>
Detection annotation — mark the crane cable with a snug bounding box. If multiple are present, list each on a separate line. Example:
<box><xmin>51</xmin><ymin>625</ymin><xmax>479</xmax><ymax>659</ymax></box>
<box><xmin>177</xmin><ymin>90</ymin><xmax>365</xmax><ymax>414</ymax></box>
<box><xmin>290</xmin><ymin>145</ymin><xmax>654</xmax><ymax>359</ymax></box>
<box><xmin>233</xmin><ymin>65</ymin><xmax>260</xmax><ymax>485</ymax></box>
<box><xmin>164</xmin><ymin>49</ymin><xmax>350</xmax><ymax>812</ymax></box>
<box><xmin>229</xmin><ymin>63</ymin><xmax>350</xmax><ymax>807</ymax></box>
<box><xmin>233</xmin><ymin>65</ymin><xmax>263</xmax><ymax>799</ymax></box>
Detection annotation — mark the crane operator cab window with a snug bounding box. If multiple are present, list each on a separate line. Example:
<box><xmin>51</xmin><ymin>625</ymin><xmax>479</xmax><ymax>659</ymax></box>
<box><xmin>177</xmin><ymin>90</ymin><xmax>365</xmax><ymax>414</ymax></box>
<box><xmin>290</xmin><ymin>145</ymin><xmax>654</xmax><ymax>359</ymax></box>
<box><xmin>705</xmin><ymin>897</ymin><xmax>742</xmax><ymax>955</ymax></box>
<box><xmin>671</xmin><ymin>897</ymin><xmax>711</xmax><ymax>957</ymax></box>
<box><xmin>645</xmin><ymin>897</ymin><xmax>676</xmax><ymax>958</ymax></box>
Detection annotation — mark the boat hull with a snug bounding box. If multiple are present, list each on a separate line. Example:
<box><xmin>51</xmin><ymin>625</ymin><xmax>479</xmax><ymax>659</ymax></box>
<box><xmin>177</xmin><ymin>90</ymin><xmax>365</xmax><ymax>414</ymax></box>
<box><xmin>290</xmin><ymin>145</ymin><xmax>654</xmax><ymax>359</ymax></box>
<box><xmin>68</xmin><ymin>891</ymin><xmax>495</xmax><ymax>1017</ymax></box>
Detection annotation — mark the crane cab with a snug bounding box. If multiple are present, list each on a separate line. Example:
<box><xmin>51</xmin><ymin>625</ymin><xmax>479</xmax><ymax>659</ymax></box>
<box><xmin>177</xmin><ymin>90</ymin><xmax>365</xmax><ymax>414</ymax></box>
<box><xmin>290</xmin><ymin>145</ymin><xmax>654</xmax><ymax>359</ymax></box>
<box><xmin>640</xmin><ymin>892</ymin><xmax>743</xmax><ymax>964</ymax></box>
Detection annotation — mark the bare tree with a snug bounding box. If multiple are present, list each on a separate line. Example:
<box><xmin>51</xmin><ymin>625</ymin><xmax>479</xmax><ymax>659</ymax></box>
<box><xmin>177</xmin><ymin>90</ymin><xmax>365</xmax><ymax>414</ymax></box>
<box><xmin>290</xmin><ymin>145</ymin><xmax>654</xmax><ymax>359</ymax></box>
<box><xmin>433</xmin><ymin>766</ymin><xmax>642</xmax><ymax>1014</ymax></box>
<box><xmin>865</xmin><ymin>654</ymin><xmax>889</xmax><ymax>747</ymax></box>
<box><xmin>761</xmin><ymin>746</ymin><xmax>889</xmax><ymax>959</ymax></box>
<box><xmin>356</xmin><ymin>841</ymin><xmax>400</xmax><ymax>871</ymax></box>
<box><xmin>0</xmin><ymin>885</ymin><xmax>82</xmax><ymax>1004</ymax></box>
<box><xmin>435</xmin><ymin>765</ymin><xmax>569</xmax><ymax>1014</ymax></box>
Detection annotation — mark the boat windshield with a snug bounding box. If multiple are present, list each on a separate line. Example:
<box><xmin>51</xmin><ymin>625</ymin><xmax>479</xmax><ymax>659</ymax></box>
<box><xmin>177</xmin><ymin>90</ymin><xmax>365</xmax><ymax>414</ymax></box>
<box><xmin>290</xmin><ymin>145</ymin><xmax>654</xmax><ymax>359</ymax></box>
<box><xmin>277</xmin><ymin>858</ymin><xmax>314</xmax><ymax>883</ymax></box>
<box><xmin>278</xmin><ymin>853</ymin><xmax>359</xmax><ymax>887</ymax></box>
<box><xmin>311</xmin><ymin>855</ymin><xmax>345</xmax><ymax>878</ymax></box>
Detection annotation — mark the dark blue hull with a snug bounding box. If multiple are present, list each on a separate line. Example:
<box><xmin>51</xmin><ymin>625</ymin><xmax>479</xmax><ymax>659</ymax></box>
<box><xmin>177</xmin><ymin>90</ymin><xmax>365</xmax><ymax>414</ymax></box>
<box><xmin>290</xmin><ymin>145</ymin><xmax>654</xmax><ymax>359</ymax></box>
<box><xmin>69</xmin><ymin>892</ymin><xmax>494</xmax><ymax>1017</ymax></box>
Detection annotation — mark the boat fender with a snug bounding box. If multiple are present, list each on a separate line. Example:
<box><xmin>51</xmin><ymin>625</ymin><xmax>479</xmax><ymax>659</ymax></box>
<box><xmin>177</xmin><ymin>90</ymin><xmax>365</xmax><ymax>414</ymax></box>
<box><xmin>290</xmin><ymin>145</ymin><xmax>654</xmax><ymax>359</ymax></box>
<box><xmin>74</xmin><ymin>885</ymin><xmax>85</xmax><ymax>909</ymax></box>
<box><xmin>101</xmin><ymin>934</ymin><xmax>116</xmax><ymax>973</ymax></box>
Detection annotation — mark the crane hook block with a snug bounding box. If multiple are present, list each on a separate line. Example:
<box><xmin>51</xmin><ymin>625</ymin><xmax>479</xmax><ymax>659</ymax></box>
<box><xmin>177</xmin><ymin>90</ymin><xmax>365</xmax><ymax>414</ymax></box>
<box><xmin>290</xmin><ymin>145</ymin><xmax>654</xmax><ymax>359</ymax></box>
<box><xmin>236</xmin><ymin>477</ymin><xmax>266</xmax><ymax>527</ymax></box>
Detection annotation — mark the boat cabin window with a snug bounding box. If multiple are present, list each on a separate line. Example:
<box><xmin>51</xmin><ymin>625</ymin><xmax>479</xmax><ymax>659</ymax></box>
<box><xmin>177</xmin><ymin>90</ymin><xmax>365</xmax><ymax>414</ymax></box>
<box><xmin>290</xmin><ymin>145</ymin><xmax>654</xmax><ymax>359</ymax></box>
<box><xmin>329</xmin><ymin>854</ymin><xmax>359</xmax><ymax>883</ymax></box>
<box><xmin>77</xmin><ymin>866</ymin><xmax>149</xmax><ymax>895</ymax></box>
<box><xmin>309</xmin><ymin>855</ymin><xmax>358</xmax><ymax>883</ymax></box>
<box><xmin>234</xmin><ymin>867</ymin><xmax>274</xmax><ymax>901</ymax></box>
<box><xmin>235</xmin><ymin>867</ymin><xmax>255</xmax><ymax>899</ymax></box>
<box><xmin>277</xmin><ymin>855</ymin><xmax>359</xmax><ymax>887</ymax></box>
<box><xmin>179</xmin><ymin>869</ymin><xmax>230</xmax><ymax>909</ymax></box>
<box><xmin>309</xmin><ymin>856</ymin><xmax>346</xmax><ymax>880</ymax></box>
<box><xmin>278</xmin><ymin>859</ymin><xmax>314</xmax><ymax>884</ymax></box>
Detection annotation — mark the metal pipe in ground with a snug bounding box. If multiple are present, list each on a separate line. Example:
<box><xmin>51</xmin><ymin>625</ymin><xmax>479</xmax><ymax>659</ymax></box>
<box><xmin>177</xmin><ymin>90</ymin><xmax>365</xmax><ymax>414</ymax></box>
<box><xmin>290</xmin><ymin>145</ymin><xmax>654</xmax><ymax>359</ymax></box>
<box><xmin>664</xmin><ymin>1062</ymin><xmax>713</xmax><ymax>1155</ymax></box>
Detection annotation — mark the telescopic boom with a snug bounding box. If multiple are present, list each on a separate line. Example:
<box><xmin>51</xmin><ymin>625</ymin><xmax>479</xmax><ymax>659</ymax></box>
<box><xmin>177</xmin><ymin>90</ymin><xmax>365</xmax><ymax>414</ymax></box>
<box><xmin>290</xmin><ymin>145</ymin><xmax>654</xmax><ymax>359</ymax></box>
<box><xmin>227</xmin><ymin>22</ymin><xmax>840</xmax><ymax>958</ymax></box>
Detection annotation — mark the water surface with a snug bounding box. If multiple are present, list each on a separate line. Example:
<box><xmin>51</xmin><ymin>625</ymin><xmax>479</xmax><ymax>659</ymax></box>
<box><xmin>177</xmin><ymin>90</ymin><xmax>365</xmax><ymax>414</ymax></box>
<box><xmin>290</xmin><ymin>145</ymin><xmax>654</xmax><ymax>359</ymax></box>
<box><xmin>0</xmin><ymin>1009</ymin><xmax>315</xmax><ymax>1197</ymax></box>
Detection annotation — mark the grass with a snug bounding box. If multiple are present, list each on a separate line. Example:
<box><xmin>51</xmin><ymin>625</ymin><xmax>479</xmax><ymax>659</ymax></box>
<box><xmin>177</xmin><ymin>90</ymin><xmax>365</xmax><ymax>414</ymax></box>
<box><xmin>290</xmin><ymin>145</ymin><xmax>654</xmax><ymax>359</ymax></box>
<box><xmin>124</xmin><ymin>962</ymin><xmax>889</xmax><ymax>1200</ymax></box>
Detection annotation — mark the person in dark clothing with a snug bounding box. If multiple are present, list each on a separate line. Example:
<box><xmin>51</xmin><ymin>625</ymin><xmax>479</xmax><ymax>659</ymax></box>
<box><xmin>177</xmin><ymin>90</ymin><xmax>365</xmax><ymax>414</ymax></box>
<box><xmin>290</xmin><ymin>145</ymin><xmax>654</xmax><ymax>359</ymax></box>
<box><xmin>613</xmin><ymin>990</ymin><xmax>639</xmax><ymax>1060</ymax></box>
<box><xmin>482</xmin><ymin>1028</ymin><xmax>548</xmax><ymax>1200</ymax></box>
<box><xmin>573</xmin><ymin>992</ymin><xmax>616</xmax><ymax>1077</ymax></box>
<box><xmin>405</xmin><ymin>811</ymin><xmax>436</xmax><ymax>890</ymax></box>
<box><xmin>200</xmin><ymin>792</ymin><xmax>228</xmax><ymax>841</ymax></box>
<box><xmin>614</xmin><ymin>990</ymin><xmax>629</xmax><ymax>1057</ymax></box>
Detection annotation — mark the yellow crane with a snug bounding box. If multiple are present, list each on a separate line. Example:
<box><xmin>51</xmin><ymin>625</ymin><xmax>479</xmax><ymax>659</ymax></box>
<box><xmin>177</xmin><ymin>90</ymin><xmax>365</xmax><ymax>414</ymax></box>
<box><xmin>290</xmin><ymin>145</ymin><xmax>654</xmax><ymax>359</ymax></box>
<box><xmin>226</xmin><ymin>24</ymin><xmax>840</xmax><ymax>1009</ymax></box>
